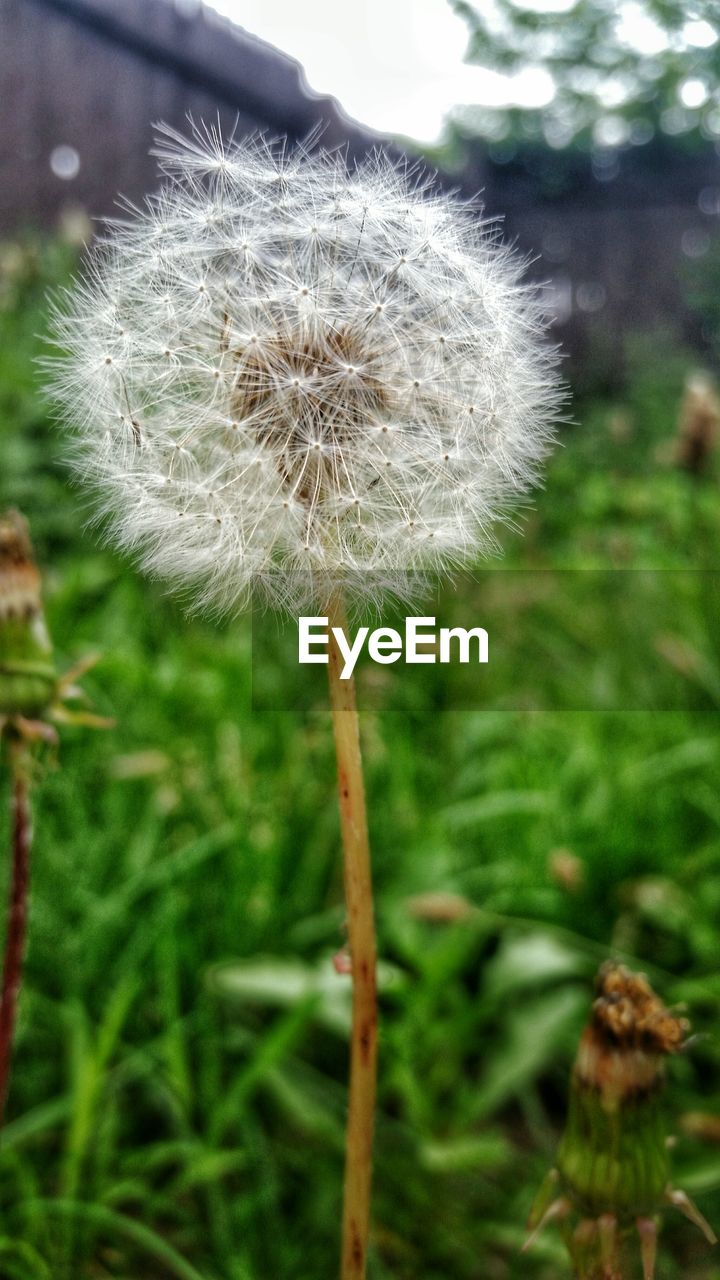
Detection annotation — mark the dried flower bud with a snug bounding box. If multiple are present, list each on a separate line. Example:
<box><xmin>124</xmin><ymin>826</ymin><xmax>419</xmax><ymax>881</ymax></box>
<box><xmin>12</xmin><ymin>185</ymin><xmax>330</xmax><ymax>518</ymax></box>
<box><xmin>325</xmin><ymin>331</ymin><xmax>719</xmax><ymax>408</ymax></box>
<box><xmin>0</xmin><ymin>511</ymin><xmax>55</xmax><ymax>720</ymax></box>
<box><xmin>0</xmin><ymin>511</ymin><xmax>111</xmax><ymax>744</ymax></box>
<box><xmin>526</xmin><ymin>963</ymin><xmax>715</xmax><ymax>1280</ymax></box>
<box><xmin>549</xmin><ymin>847</ymin><xmax>585</xmax><ymax>893</ymax></box>
<box><xmin>674</xmin><ymin>371</ymin><xmax>719</xmax><ymax>474</ymax></box>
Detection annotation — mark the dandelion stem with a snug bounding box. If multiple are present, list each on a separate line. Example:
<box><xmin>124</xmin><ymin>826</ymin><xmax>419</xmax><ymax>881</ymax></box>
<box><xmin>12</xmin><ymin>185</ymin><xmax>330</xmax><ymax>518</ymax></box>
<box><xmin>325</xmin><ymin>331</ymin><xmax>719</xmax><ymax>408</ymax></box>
<box><xmin>326</xmin><ymin>593</ymin><xmax>377</xmax><ymax>1280</ymax></box>
<box><xmin>0</xmin><ymin>740</ymin><xmax>31</xmax><ymax>1125</ymax></box>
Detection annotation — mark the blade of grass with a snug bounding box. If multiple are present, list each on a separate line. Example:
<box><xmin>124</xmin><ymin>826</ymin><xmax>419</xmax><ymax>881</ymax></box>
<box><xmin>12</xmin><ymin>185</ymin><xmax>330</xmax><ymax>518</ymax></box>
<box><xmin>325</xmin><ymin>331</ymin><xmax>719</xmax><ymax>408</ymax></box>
<box><xmin>27</xmin><ymin>1199</ymin><xmax>211</xmax><ymax>1280</ymax></box>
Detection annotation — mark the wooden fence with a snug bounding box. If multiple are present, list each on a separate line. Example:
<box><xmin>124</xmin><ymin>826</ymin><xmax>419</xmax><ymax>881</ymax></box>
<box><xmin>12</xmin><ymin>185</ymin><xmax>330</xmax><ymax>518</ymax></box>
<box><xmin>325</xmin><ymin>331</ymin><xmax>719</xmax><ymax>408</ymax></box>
<box><xmin>0</xmin><ymin>0</ymin><xmax>374</xmax><ymax>228</ymax></box>
<box><xmin>2</xmin><ymin>0</ymin><xmax>720</xmax><ymax>370</ymax></box>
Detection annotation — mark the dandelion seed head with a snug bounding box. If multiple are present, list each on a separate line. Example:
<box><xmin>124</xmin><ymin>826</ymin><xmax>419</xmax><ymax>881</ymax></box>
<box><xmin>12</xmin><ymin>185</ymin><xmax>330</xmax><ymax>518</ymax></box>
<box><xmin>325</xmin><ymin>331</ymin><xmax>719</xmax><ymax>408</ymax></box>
<box><xmin>47</xmin><ymin>122</ymin><xmax>564</xmax><ymax>616</ymax></box>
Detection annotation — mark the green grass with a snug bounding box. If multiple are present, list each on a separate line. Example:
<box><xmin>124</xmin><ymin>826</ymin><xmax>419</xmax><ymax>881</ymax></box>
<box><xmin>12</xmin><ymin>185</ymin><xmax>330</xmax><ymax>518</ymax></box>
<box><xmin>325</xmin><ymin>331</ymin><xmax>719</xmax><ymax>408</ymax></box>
<box><xmin>0</xmin><ymin>238</ymin><xmax>719</xmax><ymax>1279</ymax></box>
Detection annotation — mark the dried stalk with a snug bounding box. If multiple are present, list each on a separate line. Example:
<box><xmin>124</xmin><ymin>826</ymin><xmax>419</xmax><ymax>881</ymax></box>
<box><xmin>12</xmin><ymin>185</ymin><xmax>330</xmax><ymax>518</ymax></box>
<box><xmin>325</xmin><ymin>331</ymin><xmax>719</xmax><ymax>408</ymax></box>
<box><xmin>326</xmin><ymin>594</ymin><xmax>377</xmax><ymax>1280</ymax></box>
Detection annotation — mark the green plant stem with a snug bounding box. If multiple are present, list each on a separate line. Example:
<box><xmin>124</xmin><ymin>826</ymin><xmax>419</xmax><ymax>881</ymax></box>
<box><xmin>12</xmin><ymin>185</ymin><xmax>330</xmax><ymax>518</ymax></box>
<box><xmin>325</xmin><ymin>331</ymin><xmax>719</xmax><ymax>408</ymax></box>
<box><xmin>0</xmin><ymin>740</ymin><xmax>32</xmax><ymax>1125</ymax></box>
<box><xmin>326</xmin><ymin>594</ymin><xmax>377</xmax><ymax>1280</ymax></box>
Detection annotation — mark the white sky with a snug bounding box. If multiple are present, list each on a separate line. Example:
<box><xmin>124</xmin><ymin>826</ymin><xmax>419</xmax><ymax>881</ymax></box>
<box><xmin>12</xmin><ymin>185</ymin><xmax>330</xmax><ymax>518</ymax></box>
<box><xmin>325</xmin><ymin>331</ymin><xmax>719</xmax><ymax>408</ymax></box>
<box><xmin>204</xmin><ymin>0</ymin><xmax>555</xmax><ymax>143</ymax></box>
<box><xmin>203</xmin><ymin>0</ymin><xmax>716</xmax><ymax>144</ymax></box>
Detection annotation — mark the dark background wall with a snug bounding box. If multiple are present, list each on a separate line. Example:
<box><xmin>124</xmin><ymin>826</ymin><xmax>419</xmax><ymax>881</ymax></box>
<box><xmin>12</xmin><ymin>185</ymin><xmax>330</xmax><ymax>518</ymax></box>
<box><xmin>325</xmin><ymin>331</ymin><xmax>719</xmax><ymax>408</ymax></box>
<box><xmin>465</xmin><ymin>139</ymin><xmax>720</xmax><ymax>375</ymax></box>
<box><xmin>0</xmin><ymin>0</ymin><xmax>374</xmax><ymax>227</ymax></box>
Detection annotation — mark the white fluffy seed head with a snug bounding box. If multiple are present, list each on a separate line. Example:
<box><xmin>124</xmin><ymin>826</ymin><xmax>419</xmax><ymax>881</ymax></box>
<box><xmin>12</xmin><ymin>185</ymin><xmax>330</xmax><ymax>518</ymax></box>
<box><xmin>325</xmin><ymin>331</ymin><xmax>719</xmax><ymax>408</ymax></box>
<box><xmin>47</xmin><ymin>123</ymin><xmax>564</xmax><ymax>617</ymax></box>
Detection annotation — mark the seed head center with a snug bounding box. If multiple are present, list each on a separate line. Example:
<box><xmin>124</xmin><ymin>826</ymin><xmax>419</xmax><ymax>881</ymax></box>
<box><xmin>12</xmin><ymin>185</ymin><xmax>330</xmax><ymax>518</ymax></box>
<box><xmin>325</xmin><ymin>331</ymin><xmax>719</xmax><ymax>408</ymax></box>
<box><xmin>231</xmin><ymin>323</ymin><xmax>389</xmax><ymax>507</ymax></box>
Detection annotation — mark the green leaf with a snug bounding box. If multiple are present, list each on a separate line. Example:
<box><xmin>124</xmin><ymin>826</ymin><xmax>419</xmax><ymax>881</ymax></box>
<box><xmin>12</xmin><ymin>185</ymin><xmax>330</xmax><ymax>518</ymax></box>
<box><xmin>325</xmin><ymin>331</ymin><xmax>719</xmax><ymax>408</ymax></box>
<box><xmin>472</xmin><ymin>986</ymin><xmax>585</xmax><ymax>1119</ymax></box>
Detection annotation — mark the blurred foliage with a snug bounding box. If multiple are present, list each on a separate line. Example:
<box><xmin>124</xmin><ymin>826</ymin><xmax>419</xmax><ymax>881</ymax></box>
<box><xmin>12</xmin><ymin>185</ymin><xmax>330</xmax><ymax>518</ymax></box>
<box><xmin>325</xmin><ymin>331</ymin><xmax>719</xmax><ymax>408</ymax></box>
<box><xmin>0</xmin><ymin>238</ymin><xmax>719</xmax><ymax>1278</ymax></box>
<box><xmin>449</xmin><ymin>0</ymin><xmax>720</xmax><ymax>150</ymax></box>
<box><xmin>684</xmin><ymin>237</ymin><xmax>720</xmax><ymax>351</ymax></box>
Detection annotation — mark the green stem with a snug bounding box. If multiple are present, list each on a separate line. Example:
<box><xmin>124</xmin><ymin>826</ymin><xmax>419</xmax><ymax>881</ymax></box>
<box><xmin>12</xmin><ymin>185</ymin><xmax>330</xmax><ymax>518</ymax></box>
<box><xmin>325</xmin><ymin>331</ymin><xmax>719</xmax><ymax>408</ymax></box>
<box><xmin>0</xmin><ymin>741</ymin><xmax>32</xmax><ymax>1125</ymax></box>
